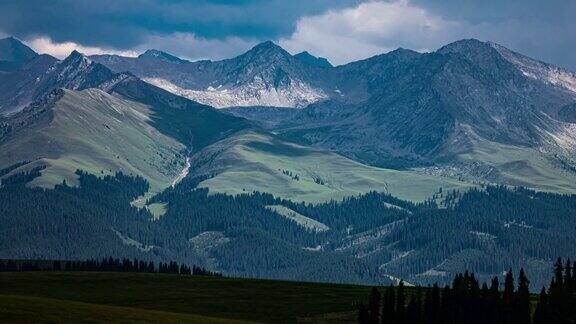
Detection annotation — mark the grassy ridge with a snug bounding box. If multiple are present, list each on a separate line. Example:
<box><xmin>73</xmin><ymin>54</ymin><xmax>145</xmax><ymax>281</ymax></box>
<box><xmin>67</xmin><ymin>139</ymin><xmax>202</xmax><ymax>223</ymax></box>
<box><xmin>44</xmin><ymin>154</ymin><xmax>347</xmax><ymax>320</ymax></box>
<box><xmin>0</xmin><ymin>272</ymin><xmax>371</xmax><ymax>323</ymax></box>
<box><xmin>0</xmin><ymin>89</ymin><xmax>186</xmax><ymax>192</ymax></box>
<box><xmin>193</xmin><ymin>131</ymin><xmax>472</xmax><ymax>203</ymax></box>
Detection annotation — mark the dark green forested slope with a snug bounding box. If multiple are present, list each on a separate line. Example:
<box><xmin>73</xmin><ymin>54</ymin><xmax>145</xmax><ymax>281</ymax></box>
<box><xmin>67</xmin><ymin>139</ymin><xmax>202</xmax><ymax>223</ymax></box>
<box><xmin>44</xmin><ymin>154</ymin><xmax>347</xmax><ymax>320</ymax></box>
<box><xmin>1</xmin><ymin>163</ymin><xmax>575</xmax><ymax>290</ymax></box>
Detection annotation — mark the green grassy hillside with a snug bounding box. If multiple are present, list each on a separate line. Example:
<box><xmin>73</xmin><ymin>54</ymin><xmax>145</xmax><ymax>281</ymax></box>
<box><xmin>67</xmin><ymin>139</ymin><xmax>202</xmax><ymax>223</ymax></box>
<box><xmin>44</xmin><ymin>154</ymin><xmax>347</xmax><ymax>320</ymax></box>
<box><xmin>0</xmin><ymin>272</ymin><xmax>371</xmax><ymax>323</ymax></box>
<box><xmin>191</xmin><ymin>131</ymin><xmax>472</xmax><ymax>203</ymax></box>
<box><xmin>0</xmin><ymin>89</ymin><xmax>186</xmax><ymax>193</ymax></box>
<box><xmin>453</xmin><ymin>127</ymin><xmax>576</xmax><ymax>194</ymax></box>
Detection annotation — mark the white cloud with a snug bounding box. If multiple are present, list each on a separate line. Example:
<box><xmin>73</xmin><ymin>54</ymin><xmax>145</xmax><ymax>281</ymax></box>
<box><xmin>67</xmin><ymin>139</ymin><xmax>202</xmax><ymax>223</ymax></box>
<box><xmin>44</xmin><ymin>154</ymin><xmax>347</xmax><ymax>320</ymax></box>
<box><xmin>141</xmin><ymin>33</ymin><xmax>258</xmax><ymax>62</ymax></box>
<box><xmin>25</xmin><ymin>37</ymin><xmax>139</xmax><ymax>59</ymax></box>
<box><xmin>279</xmin><ymin>0</ymin><xmax>461</xmax><ymax>65</ymax></box>
<box><xmin>22</xmin><ymin>33</ymin><xmax>257</xmax><ymax>63</ymax></box>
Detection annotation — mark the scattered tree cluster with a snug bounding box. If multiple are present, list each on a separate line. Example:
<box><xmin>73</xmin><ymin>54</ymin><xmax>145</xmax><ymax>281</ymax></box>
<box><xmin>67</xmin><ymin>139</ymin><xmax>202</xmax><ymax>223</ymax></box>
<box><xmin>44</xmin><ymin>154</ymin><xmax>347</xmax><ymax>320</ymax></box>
<box><xmin>279</xmin><ymin>169</ymin><xmax>300</xmax><ymax>181</ymax></box>
<box><xmin>358</xmin><ymin>258</ymin><xmax>576</xmax><ymax>324</ymax></box>
<box><xmin>0</xmin><ymin>257</ymin><xmax>221</xmax><ymax>277</ymax></box>
<box><xmin>533</xmin><ymin>258</ymin><xmax>576</xmax><ymax>323</ymax></box>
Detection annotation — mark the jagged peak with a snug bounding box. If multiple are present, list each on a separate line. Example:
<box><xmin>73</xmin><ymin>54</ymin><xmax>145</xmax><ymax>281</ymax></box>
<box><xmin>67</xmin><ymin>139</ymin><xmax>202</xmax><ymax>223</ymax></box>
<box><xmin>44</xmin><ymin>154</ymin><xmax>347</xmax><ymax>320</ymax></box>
<box><xmin>244</xmin><ymin>41</ymin><xmax>290</xmax><ymax>57</ymax></box>
<box><xmin>436</xmin><ymin>38</ymin><xmax>493</xmax><ymax>55</ymax></box>
<box><xmin>0</xmin><ymin>36</ymin><xmax>27</xmax><ymax>45</ymax></box>
<box><xmin>388</xmin><ymin>47</ymin><xmax>421</xmax><ymax>57</ymax></box>
<box><xmin>64</xmin><ymin>50</ymin><xmax>89</xmax><ymax>61</ymax></box>
<box><xmin>138</xmin><ymin>49</ymin><xmax>189</xmax><ymax>64</ymax></box>
<box><xmin>0</xmin><ymin>36</ymin><xmax>38</xmax><ymax>62</ymax></box>
<box><xmin>294</xmin><ymin>51</ymin><xmax>333</xmax><ymax>68</ymax></box>
<box><xmin>252</xmin><ymin>40</ymin><xmax>280</xmax><ymax>50</ymax></box>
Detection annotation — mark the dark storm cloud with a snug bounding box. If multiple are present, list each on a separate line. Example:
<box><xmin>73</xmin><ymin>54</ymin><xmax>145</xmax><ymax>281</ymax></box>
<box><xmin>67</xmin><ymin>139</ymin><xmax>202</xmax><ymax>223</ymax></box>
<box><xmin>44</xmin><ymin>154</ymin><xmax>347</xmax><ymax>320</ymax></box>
<box><xmin>0</xmin><ymin>0</ymin><xmax>360</xmax><ymax>49</ymax></box>
<box><xmin>0</xmin><ymin>0</ymin><xmax>575</xmax><ymax>70</ymax></box>
<box><xmin>412</xmin><ymin>0</ymin><xmax>576</xmax><ymax>70</ymax></box>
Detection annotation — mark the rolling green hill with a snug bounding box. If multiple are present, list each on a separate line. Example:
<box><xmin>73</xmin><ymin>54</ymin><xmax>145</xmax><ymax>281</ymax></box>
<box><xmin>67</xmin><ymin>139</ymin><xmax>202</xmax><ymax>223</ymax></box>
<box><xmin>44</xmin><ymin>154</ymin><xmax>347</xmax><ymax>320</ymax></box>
<box><xmin>0</xmin><ymin>88</ymin><xmax>186</xmax><ymax>193</ymax></box>
<box><xmin>190</xmin><ymin>131</ymin><xmax>472</xmax><ymax>203</ymax></box>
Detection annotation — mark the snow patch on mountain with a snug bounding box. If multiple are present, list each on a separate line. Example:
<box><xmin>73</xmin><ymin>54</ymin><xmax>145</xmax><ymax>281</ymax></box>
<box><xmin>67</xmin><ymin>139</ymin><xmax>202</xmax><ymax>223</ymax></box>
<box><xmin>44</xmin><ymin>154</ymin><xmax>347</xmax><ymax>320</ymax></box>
<box><xmin>143</xmin><ymin>77</ymin><xmax>326</xmax><ymax>108</ymax></box>
<box><xmin>266</xmin><ymin>205</ymin><xmax>329</xmax><ymax>232</ymax></box>
<box><xmin>112</xmin><ymin>228</ymin><xmax>155</xmax><ymax>252</ymax></box>
<box><xmin>491</xmin><ymin>42</ymin><xmax>576</xmax><ymax>94</ymax></box>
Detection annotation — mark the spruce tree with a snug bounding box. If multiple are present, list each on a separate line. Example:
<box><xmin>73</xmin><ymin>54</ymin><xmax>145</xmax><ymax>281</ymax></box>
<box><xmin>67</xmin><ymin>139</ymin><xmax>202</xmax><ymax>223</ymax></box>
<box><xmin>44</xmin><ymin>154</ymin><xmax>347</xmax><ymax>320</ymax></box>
<box><xmin>368</xmin><ymin>287</ymin><xmax>381</xmax><ymax>324</ymax></box>
<box><xmin>489</xmin><ymin>276</ymin><xmax>499</xmax><ymax>300</ymax></box>
<box><xmin>515</xmin><ymin>268</ymin><xmax>531</xmax><ymax>324</ymax></box>
<box><xmin>424</xmin><ymin>284</ymin><xmax>440</xmax><ymax>324</ymax></box>
<box><xmin>502</xmin><ymin>269</ymin><xmax>515</xmax><ymax>324</ymax></box>
<box><xmin>382</xmin><ymin>284</ymin><xmax>396</xmax><ymax>324</ymax></box>
<box><xmin>572</xmin><ymin>260</ymin><xmax>576</xmax><ymax>292</ymax></box>
<box><xmin>406</xmin><ymin>290</ymin><xmax>421</xmax><ymax>324</ymax></box>
<box><xmin>396</xmin><ymin>281</ymin><xmax>406</xmax><ymax>324</ymax></box>
<box><xmin>565</xmin><ymin>259</ymin><xmax>572</xmax><ymax>291</ymax></box>
<box><xmin>439</xmin><ymin>285</ymin><xmax>453</xmax><ymax>324</ymax></box>
<box><xmin>358</xmin><ymin>303</ymin><xmax>370</xmax><ymax>324</ymax></box>
<box><xmin>503</xmin><ymin>269</ymin><xmax>515</xmax><ymax>305</ymax></box>
<box><xmin>533</xmin><ymin>287</ymin><xmax>548</xmax><ymax>324</ymax></box>
<box><xmin>549</xmin><ymin>258</ymin><xmax>564</xmax><ymax>321</ymax></box>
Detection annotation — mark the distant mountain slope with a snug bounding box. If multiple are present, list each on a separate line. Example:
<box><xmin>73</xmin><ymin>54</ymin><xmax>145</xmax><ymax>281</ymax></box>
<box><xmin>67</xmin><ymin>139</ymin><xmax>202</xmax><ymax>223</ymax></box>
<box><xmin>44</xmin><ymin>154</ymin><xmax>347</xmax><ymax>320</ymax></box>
<box><xmin>0</xmin><ymin>50</ymin><xmax>252</xmax><ymax>194</ymax></box>
<box><xmin>294</xmin><ymin>51</ymin><xmax>333</xmax><ymax>68</ymax></box>
<box><xmin>0</xmin><ymin>48</ymin><xmax>121</xmax><ymax>115</ymax></box>
<box><xmin>279</xmin><ymin>40</ymin><xmax>576</xmax><ymax>193</ymax></box>
<box><xmin>91</xmin><ymin>42</ymin><xmax>331</xmax><ymax>108</ymax></box>
<box><xmin>0</xmin><ymin>54</ymin><xmax>58</xmax><ymax>115</ymax></box>
<box><xmin>188</xmin><ymin>131</ymin><xmax>470</xmax><ymax>203</ymax></box>
<box><xmin>138</xmin><ymin>49</ymin><xmax>190</xmax><ymax>64</ymax></box>
<box><xmin>0</xmin><ymin>37</ymin><xmax>38</xmax><ymax>72</ymax></box>
<box><xmin>0</xmin><ymin>88</ymin><xmax>185</xmax><ymax>191</ymax></box>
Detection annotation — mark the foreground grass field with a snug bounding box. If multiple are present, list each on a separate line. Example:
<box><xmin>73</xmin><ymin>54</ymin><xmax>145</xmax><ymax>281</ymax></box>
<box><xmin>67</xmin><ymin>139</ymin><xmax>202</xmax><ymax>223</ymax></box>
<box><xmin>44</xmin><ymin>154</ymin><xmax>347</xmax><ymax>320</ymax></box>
<box><xmin>0</xmin><ymin>272</ymin><xmax>371</xmax><ymax>323</ymax></box>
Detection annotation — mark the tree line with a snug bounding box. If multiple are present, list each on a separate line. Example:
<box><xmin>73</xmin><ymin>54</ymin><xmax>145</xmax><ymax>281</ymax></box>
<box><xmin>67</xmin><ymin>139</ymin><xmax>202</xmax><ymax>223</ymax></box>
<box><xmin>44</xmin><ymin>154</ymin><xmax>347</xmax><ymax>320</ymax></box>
<box><xmin>359</xmin><ymin>258</ymin><xmax>576</xmax><ymax>323</ymax></box>
<box><xmin>0</xmin><ymin>257</ymin><xmax>221</xmax><ymax>277</ymax></box>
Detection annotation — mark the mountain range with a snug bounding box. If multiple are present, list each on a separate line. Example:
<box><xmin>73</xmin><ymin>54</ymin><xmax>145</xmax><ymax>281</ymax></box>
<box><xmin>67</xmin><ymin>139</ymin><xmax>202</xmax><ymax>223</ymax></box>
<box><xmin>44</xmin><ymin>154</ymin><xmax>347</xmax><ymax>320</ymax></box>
<box><xmin>1</xmin><ymin>36</ymin><xmax>576</xmax><ymax>288</ymax></box>
<box><xmin>89</xmin><ymin>37</ymin><xmax>576</xmax><ymax>194</ymax></box>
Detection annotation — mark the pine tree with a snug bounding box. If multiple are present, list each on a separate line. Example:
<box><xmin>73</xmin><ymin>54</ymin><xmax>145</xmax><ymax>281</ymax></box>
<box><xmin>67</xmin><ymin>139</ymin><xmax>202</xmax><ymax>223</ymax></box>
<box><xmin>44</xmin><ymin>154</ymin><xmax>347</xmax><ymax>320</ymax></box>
<box><xmin>572</xmin><ymin>261</ymin><xmax>576</xmax><ymax>293</ymax></box>
<box><xmin>515</xmin><ymin>268</ymin><xmax>531</xmax><ymax>324</ymax></box>
<box><xmin>533</xmin><ymin>287</ymin><xmax>548</xmax><ymax>324</ymax></box>
<box><xmin>406</xmin><ymin>288</ymin><xmax>422</xmax><ymax>324</ymax></box>
<box><xmin>489</xmin><ymin>276</ymin><xmax>499</xmax><ymax>300</ymax></box>
<box><xmin>565</xmin><ymin>259</ymin><xmax>572</xmax><ymax>292</ymax></box>
<box><xmin>396</xmin><ymin>281</ymin><xmax>406</xmax><ymax>324</ymax></box>
<box><xmin>424</xmin><ymin>284</ymin><xmax>440</xmax><ymax>324</ymax></box>
<box><xmin>549</xmin><ymin>258</ymin><xmax>564</xmax><ymax>321</ymax></box>
<box><xmin>358</xmin><ymin>303</ymin><xmax>370</xmax><ymax>324</ymax></box>
<box><xmin>503</xmin><ymin>269</ymin><xmax>515</xmax><ymax>305</ymax></box>
<box><xmin>368</xmin><ymin>287</ymin><xmax>381</xmax><ymax>324</ymax></box>
<box><xmin>439</xmin><ymin>285</ymin><xmax>452</xmax><ymax>324</ymax></box>
<box><xmin>554</xmin><ymin>257</ymin><xmax>564</xmax><ymax>289</ymax></box>
<box><xmin>382</xmin><ymin>284</ymin><xmax>396</xmax><ymax>324</ymax></box>
<box><xmin>502</xmin><ymin>269</ymin><xmax>515</xmax><ymax>324</ymax></box>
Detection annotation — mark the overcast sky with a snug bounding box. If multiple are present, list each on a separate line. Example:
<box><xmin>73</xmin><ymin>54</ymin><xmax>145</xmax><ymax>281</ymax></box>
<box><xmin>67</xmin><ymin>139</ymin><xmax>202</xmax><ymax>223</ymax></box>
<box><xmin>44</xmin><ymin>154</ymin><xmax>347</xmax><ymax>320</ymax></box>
<box><xmin>1</xmin><ymin>0</ymin><xmax>575</xmax><ymax>70</ymax></box>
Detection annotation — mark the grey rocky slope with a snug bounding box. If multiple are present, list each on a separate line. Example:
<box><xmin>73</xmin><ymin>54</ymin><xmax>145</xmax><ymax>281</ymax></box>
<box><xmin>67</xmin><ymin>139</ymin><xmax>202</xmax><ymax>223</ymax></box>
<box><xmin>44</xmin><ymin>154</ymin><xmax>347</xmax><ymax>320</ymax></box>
<box><xmin>0</xmin><ymin>48</ymin><xmax>252</xmax><ymax>191</ymax></box>
<box><xmin>0</xmin><ymin>47</ymin><xmax>123</xmax><ymax>115</ymax></box>
<box><xmin>91</xmin><ymin>38</ymin><xmax>576</xmax><ymax>192</ymax></box>
<box><xmin>138</xmin><ymin>49</ymin><xmax>190</xmax><ymax>64</ymax></box>
<box><xmin>0</xmin><ymin>37</ymin><xmax>38</xmax><ymax>72</ymax></box>
<box><xmin>279</xmin><ymin>40</ymin><xmax>576</xmax><ymax>191</ymax></box>
<box><xmin>90</xmin><ymin>42</ymin><xmax>332</xmax><ymax>108</ymax></box>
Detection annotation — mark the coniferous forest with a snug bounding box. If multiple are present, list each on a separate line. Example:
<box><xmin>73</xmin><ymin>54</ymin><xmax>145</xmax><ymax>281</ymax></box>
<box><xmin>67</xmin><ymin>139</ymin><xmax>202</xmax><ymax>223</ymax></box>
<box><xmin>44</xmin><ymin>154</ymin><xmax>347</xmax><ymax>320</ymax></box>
<box><xmin>1</xmin><ymin>163</ymin><xmax>576</xmax><ymax>288</ymax></box>
<box><xmin>358</xmin><ymin>258</ymin><xmax>576</xmax><ymax>323</ymax></box>
<box><xmin>0</xmin><ymin>257</ymin><xmax>220</xmax><ymax>277</ymax></box>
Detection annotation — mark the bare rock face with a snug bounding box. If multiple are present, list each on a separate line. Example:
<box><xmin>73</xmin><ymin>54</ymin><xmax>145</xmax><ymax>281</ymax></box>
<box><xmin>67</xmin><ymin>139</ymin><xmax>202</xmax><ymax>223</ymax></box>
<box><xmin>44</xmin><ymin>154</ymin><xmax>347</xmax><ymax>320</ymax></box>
<box><xmin>91</xmin><ymin>41</ymin><xmax>331</xmax><ymax>109</ymax></box>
